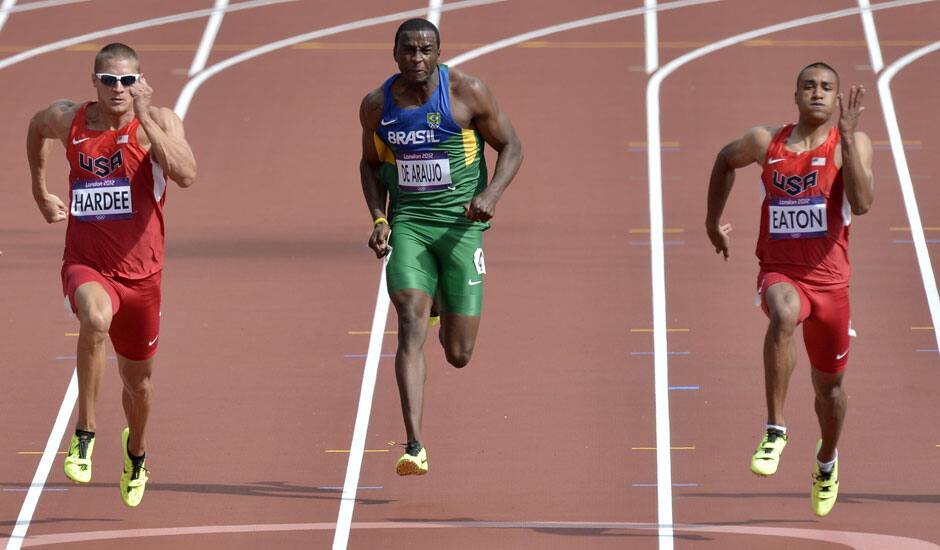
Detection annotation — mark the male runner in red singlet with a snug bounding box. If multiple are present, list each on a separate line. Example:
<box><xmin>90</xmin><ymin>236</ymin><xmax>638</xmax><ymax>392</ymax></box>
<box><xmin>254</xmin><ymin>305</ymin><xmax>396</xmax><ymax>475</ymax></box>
<box><xmin>27</xmin><ymin>43</ymin><xmax>197</xmax><ymax>507</ymax></box>
<box><xmin>705</xmin><ymin>62</ymin><xmax>873</xmax><ymax>517</ymax></box>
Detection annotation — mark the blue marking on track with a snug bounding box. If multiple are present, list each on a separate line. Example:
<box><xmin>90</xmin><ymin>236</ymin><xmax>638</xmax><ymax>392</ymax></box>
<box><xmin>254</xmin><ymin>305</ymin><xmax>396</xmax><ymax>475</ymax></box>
<box><xmin>668</xmin><ymin>385</ymin><xmax>700</xmax><ymax>391</ymax></box>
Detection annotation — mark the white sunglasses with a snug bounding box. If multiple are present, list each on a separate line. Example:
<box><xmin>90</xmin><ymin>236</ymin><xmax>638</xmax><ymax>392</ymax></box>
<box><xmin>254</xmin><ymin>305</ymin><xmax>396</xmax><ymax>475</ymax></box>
<box><xmin>95</xmin><ymin>73</ymin><xmax>141</xmax><ymax>87</ymax></box>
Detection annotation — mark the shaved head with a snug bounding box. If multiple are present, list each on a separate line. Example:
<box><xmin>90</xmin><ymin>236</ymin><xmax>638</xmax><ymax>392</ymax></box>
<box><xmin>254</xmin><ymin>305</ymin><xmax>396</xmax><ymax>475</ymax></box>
<box><xmin>94</xmin><ymin>43</ymin><xmax>140</xmax><ymax>72</ymax></box>
<box><xmin>394</xmin><ymin>18</ymin><xmax>440</xmax><ymax>50</ymax></box>
<box><xmin>796</xmin><ymin>61</ymin><xmax>839</xmax><ymax>90</ymax></box>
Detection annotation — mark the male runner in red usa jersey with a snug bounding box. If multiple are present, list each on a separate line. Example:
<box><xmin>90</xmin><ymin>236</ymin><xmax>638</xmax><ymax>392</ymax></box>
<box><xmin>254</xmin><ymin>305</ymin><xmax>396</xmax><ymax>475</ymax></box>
<box><xmin>27</xmin><ymin>43</ymin><xmax>196</xmax><ymax>508</ymax></box>
<box><xmin>705</xmin><ymin>62</ymin><xmax>873</xmax><ymax>517</ymax></box>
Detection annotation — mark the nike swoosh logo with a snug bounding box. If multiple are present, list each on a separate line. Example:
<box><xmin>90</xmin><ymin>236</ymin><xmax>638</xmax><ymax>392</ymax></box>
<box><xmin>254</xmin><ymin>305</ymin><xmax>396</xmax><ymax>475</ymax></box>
<box><xmin>835</xmin><ymin>349</ymin><xmax>849</xmax><ymax>360</ymax></box>
<box><xmin>72</xmin><ymin>137</ymin><xmax>90</xmax><ymax>144</ymax></box>
<box><xmin>380</xmin><ymin>118</ymin><xmax>397</xmax><ymax>126</ymax></box>
<box><xmin>467</xmin><ymin>279</ymin><xmax>482</xmax><ymax>286</ymax></box>
<box><xmin>148</xmin><ymin>336</ymin><xmax>159</xmax><ymax>346</ymax></box>
<box><xmin>767</xmin><ymin>158</ymin><xmax>786</xmax><ymax>165</ymax></box>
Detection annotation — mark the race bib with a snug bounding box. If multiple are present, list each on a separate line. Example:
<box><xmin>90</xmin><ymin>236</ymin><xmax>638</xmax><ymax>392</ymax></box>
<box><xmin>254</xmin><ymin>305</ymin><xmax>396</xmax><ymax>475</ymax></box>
<box><xmin>769</xmin><ymin>196</ymin><xmax>827</xmax><ymax>239</ymax></box>
<box><xmin>396</xmin><ymin>151</ymin><xmax>452</xmax><ymax>193</ymax></box>
<box><xmin>71</xmin><ymin>178</ymin><xmax>133</xmax><ymax>222</ymax></box>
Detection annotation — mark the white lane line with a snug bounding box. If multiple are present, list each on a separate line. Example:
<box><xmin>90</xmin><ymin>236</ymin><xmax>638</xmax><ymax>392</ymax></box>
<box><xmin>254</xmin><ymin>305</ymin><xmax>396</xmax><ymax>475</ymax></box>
<box><xmin>5</xmin><ymin>370</ymin><xmax>79</xmax><ymax>550</ymax></box>
<box><xmin>0</xmin><ymin>0</ymin><xmax>297</xmax><ymax>71</ymax></box>
<box><xmin>445</xmin><ymin>4</ymin><xmax>719</xmax><ymax>550</ymax></box>
<box><xmin>645</xmin><ymin>1</ymin><xmax>934</xmax><ymax>548</ymax></box>
<box><xmin>189</xmin><ymin>0</ymin><xmax>229</xmax><ymax>76</ymax></box>
<box><xmin>12</xmin><ymin>520</ymin><xmax>940</xmax><ymax>548</ymax></box>
<box><xmin>857</xmin><ymin>0</ymin><xmax>885</xmax><ymax>72</ymax></box>
<box><xmin>174</xmin><ymin>0</ymin><xmax>504</xmax><ymax>118</ymax></box>
<box><xmin>645</xmin><ymin>0</ymin><xmax>658</xmax><ymax>73</ymax></box>
<box><xmin>427</xmin><ymin>0</ymin><xmax>443</xmax><ymax>27</ymax></box>
<box><xmin>4</xmin><ymin>0</ymin><xmax>90</xmax><ymax>15</ymax></box>
<box><xmin>332</xmin><ymin>262</ymin><xmax>391</xmax><ymax>550</ymax></box>
<box><xmin>446</xmin><ymin>0</ymin><xmax>720</xmax><ymax>67</ymax></box>
<box><xmin>0</xmin><ymin>0</ymin><xmax>17</xmax><ymax>35</ymax></box>
<box><xmin>876</xmin><ymin>40</ymin><xmax>940</xmax><ymax>356</ymax></box>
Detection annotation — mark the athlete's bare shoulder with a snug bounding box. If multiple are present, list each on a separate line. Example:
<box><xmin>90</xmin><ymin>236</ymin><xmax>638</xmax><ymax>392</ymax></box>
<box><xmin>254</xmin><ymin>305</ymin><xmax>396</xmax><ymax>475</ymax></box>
<box><xmin>447</xmin><ymin>67</ymin><xmax>489</xmax><ymax>109</ymax></box>
<box><xmin>359</xmin><ymin>86</ymin><xmax>384</xmax><ymax>131</ymax></box>
<box><xmin>719</xmin><ymin>125</ymin><xmax>779</xmax><ymax>169</ymax></box>
<box><xmin>746</xmin><ymin>125</ymin><xmax>780</xmax><ymax>147</ymax></box>
<box><xmin>145</xmin><ymin>106</ymin><xmax>185</xmax><ymax>134</ymax></box>
<box><xmin>32</xmin><ymin>99</ymin><xmax>80</xmax><ymax>142</ymax></box>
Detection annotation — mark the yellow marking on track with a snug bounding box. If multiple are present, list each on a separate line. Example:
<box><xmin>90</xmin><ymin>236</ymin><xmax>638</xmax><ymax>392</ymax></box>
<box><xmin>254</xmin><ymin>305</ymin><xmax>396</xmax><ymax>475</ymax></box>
<box><xmin>630</xmin><ymin>328</ymin><xmax>690</xmax><ymax>333</ymax></box>
<box><xmin>632</xmin><ymin>446</ymin><xmax>696</xmax><ymax>451</ymax></box>
<box><xmin>347</xmin><ymin>331</ymin><xmax>397</xmax><ymax>335</ymax></box>
<box><xmin>325</xmin><ymin>449</ymin><xmax>389</xmax><ymax>453</ymax></box>
<box><xmin>18</xmin><ymin>451</ymin><xmax>66</xmax><ymax>455</ymax></box>
<box><xmin>890</xmin><ymin>227</ymin><xmax>940</xmax><ymax>232</ymax></box>
<box><xmin>912</xmin><ymin>326</ymin><xmax>935</xmax><ymax>331</ymax></box>
<box><xmin>65</xmin><ymin>333</ymin><xmax>78</xmax><ymax>337</ymax></box>
<box><xmin>629</xmin><ymin>141</ymin><xmax>680</xmax><ymax>148</ymax></box>
<box><xmin>630</xmin><ymin>228</ymin><xmax>685</xmax><ymax>234</ymax></box>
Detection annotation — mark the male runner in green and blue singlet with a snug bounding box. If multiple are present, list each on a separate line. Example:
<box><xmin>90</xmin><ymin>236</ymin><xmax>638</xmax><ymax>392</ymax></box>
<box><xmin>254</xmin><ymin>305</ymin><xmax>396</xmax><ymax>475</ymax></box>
<box><xmin>359</xmin><ymin>18</ymin><xmax>523</xmax><ymax>476</ymax></box>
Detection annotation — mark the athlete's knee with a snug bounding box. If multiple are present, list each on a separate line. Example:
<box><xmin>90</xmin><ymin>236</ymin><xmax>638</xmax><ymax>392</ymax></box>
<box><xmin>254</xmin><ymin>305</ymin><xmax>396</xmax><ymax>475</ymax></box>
<box><xmin>444</xmin><ymin>343</ymin><xmax>474</xmax><ymax>368</ymax></box>
<box><xmin>122</xmin><ymin>371</ymin><xmax>153</xmax><ymax>399</ymax></box>
<box><xmin>766</xmin><ymin>306</ymin><xmax>799</xmax><ymax>336</ymax></box>
<box><xmin>812</xmin><ymin>370</ymin><xmax>845</xmax><ymax>400</ymax></box>
<box><xmin>78</xmin><ymin>307</ymin><xmax>111</xmax><ymax>339</ymax></box>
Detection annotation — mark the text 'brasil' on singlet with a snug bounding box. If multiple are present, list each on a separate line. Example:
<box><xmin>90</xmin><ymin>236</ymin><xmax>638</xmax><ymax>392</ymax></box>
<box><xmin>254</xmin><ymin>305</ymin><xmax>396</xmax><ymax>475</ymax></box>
<box><xmin>757</xmin><ymin>124</ymin><xmax>851</xmax><ymax>286</ymax></box>
<box><xmin>64</xmin><ymin>102</ymin><xmax>168</xmax><ymax>279</ymax></box>
<box><xmin>373</xmin><ymin>64</ymin><xmax>488</xmax><ymax>228</ymax></box>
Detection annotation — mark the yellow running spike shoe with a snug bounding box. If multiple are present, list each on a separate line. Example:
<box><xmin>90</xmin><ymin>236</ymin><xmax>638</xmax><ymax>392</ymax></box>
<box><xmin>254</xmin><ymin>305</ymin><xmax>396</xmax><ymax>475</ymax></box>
<box><xmin>396</xmin><ymin>445</ymin><xmax>429</xmax><ymax>476</ymax></box>
<box><xmin>119</xmin><ymin>427</ymin><xmax>150</xmax><ymax>507</ymax></box>
<box><xmin>63</xmin><ymin>433</ymin><xmax>95</xmax><ymax>483</ymax></box>
<box><xmin>812</xmin><ymin>442</ymin><xmax>839</xmax><ymax>517</ymax></box>
<box><xmin>750</xmin><ymin>429</ymin><xmax>787</xmax><ymax>476</ymax></box>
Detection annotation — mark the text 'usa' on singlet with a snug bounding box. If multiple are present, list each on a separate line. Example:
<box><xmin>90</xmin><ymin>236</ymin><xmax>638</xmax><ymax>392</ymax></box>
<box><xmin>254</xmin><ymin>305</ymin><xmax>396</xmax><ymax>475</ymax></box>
<box><xmin>756</xmin><ymin>124</ymin><xmax>851</xmax><ymax>286</ymax></box>
<box><xmin>373</xmin><ymin>64</ymin><xmax>489</xmax><ymax>227</ymax></box>
<box><xmin>64</xmin><ymin>102</ymin><xmax>168</xmax><ymax>279</ymax></box>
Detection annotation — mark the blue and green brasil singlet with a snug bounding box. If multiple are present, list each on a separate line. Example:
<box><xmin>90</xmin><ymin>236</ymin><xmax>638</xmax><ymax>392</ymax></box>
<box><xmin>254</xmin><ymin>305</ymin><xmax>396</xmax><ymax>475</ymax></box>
<box><xmin>374</xmin><ymin>65</ymin><xmax>489</xmax><ymax>228</ymax></box>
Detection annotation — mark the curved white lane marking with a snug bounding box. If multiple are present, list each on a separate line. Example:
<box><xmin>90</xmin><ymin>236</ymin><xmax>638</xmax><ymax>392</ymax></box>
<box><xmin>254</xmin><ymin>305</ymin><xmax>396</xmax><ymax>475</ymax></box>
<box><xmin>5</xmin><ymin>371</ymin><xmax>78</xmax><ymax>550</ymax></box>
<box><xmin>446</xmin><ymin>0</ymin><xmax>720</xmax><ymax>67</ymax></box>
<box><xmin>857</xmin><ymin>0</ymin><xmax>885</xmax><ymax>72</ymax></box>
<box><xmin>0</xmin><ymin>0</ymin><xmax>17</xmax><ymax>35</ymax></box>
<box><xmin>174</xmin><ymin>0</ymin><xmax>505</xmax><ymax>118</ymax></box>
<box><xmin>189</xmin><ymin>0</ymin><xmax>230</xmax><ymax>76</ymax></box>
<box><xmin>0</xmin><ymin>0</ymin><xmax>297</xmax><ymax>71</ymax></box>
<box><xmin>875</xmin><ymin>39</ymin><xmax>940</xmax><ymax>357</ymax></box>
<box><xmin>11</xmin><ymin>520</ymin><xmax>940</xmax><ymax>549</ymax></box>
<box><xmin>428</xmin><ymin>0</ymin><xmax>443</xmax><ymax>28</ymax></box>
<box><xmin>3</xmin><ymin>0</ymin><xmax>90</xmax><ymax>15</ymax></box>
<box><xmin>645</xmin><ymin>0</ymin><xmax>658</xmax><ymax>73</ymax></box>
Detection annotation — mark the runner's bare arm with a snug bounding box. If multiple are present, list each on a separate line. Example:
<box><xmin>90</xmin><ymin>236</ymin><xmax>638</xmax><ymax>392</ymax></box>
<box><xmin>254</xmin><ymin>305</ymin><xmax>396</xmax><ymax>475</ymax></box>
<box><xmin>128</xmin><ymin>75</ymin><xmax>196</xmax><ymax>187</ymax></box>
<box><xmin>27</xmin><ymin>100</ymin><xmax>78</xmax><ymax>223</ymax></box>
<box><xmin>360</xmin><ymin>89</ymin><xmax>391</xmax><ymax>258</ymax></box>
<box><xmin>705</xmin><ymin>125</ymin><xmax>775</xmax><ymax>260</ymax></box>
<box><xmin>458</xmin><ymin>73</ymin><xmax>523</xmax><ymax>223</ymax></box>
<box><xmin>838</xmin><ymin>85</ymin><xmax>874</xmax><ymax>215</ymax></box>
<box><xmin>141</xmin><ymin>106</ymin><xmax>197</xmax><ymax>188</ymax></box>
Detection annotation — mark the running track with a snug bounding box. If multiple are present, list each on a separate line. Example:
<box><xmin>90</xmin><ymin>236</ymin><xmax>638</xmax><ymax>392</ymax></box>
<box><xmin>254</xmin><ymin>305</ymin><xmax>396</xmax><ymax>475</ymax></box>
<box><xmin>1</xmin><ymin>1</ymin><xmax>939</xmax><ymax>548</ymax></box>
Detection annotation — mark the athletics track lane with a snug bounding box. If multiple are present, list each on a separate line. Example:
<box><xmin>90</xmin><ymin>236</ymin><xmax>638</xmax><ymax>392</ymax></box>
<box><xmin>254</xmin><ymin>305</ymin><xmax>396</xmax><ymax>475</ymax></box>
<box><xmin>659</xmin><ymin>0</ymin><xmax>940</xmax><ymax>547</ymax></box>
<box><xmin>2</xmin><ymin>0</ymin><xmax>939</xmax><ymax>548</ymax></box>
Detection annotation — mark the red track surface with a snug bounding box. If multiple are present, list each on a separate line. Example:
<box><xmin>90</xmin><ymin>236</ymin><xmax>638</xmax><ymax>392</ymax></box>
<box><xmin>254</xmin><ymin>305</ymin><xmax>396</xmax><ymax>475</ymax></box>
<box><xmin>1</xmin><ymin>1</ymin><xmax>938</xmax><ymax>548</ymax></box>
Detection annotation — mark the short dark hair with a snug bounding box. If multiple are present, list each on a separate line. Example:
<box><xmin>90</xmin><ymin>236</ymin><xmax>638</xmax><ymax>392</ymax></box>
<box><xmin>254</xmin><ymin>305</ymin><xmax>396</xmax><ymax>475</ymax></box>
<box><xmin>394</xmin><ymin>18</ymin><xmax>440</xmax><ymax>50</ymax></box>
<box><xmin>796</xmin><ymin>61</ymin><xmax>839</xmax><ymax>89</ymax></box>
<box><xmin>94</xmin><ymin>43</ymin><xmax>140</xmax><ymax>72</ymax></box>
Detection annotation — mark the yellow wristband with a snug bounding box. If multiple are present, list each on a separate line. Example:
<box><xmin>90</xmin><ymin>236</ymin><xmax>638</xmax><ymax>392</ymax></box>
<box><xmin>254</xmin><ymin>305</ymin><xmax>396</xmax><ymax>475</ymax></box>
<box><xmin>373</xmin><ymin>217</ymin><xmax>388</xmax><ymax>227</ymax></box>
